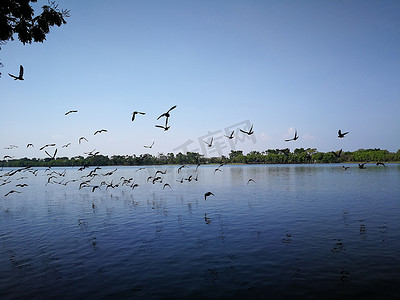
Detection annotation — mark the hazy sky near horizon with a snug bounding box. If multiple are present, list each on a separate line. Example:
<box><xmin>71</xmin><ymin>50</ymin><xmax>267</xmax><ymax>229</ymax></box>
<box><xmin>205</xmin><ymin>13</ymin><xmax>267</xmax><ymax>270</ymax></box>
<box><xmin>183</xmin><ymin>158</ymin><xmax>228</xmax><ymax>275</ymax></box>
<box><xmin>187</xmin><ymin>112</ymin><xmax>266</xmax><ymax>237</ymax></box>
<box><xmin>1</xmin><ymin>0</ymin><xmax>400</xmax><ymax>159</ymax></box>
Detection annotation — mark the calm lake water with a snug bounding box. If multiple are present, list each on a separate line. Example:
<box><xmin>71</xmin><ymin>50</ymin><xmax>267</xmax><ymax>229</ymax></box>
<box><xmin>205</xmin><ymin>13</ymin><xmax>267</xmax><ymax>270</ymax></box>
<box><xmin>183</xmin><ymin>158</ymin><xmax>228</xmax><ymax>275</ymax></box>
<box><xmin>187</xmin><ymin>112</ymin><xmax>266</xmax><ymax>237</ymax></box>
<box><xmin>1</xmin><ymin>164</ymin><xmax>399</xmax><ymax>299</ymax></box>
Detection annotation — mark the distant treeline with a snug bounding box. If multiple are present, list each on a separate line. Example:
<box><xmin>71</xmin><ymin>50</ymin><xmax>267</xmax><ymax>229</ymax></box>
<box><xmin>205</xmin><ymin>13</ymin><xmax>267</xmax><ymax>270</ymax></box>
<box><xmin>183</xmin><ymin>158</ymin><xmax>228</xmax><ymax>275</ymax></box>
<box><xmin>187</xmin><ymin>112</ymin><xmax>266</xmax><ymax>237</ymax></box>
<box><xmin>1</xmin><ymin>148</ymin><xmax>399</xmax><ymax>168</ymax></box>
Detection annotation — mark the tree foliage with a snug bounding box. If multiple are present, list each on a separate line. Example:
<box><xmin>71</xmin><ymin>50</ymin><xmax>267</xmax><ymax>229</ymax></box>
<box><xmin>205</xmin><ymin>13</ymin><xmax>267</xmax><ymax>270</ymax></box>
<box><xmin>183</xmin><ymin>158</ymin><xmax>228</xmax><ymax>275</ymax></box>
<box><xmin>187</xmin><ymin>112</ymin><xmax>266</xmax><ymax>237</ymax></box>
<box><xmin>0</xmin><ymin>0</ymin><xmax>69</xmax><ymax>44</ymax></box>
<box><xmin>1</xmin><ymin>148</ymin><xmax>399</xmax><ymax>168</ymax></box>
<box><xmin>0</xmin><ymin>0</ymin><xmax>69</xmax><ymax>77</ymax></box>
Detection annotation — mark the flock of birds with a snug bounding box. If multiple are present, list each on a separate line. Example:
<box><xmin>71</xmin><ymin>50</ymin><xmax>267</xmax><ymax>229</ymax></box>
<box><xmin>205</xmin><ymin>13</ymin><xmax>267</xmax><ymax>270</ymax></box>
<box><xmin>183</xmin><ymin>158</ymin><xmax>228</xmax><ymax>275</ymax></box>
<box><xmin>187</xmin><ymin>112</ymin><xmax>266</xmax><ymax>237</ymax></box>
<box><xmin>2</xmin><ymin>65</ymin><xmax>386</xmax><ymax>201</ymax></box>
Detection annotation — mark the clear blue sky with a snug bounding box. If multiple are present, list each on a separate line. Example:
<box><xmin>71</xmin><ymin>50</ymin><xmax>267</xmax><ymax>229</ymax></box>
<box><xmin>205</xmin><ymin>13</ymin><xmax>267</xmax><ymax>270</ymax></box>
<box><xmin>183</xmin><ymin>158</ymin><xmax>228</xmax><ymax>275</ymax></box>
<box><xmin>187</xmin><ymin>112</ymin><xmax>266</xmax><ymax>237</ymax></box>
<box><xmin>1</xmin><ymin>0</ymin><xmax>399</xmax><ymax>159</ymax></box>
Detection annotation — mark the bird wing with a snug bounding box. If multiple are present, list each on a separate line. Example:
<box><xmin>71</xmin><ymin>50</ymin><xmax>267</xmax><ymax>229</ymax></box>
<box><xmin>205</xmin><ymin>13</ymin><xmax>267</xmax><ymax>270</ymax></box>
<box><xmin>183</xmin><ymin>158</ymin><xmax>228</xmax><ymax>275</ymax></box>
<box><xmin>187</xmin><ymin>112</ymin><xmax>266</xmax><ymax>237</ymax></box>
<box><xmin>19</xmin><ymin>65</ymin><xmax>24</xmax><ymax>77</ymax></box>
<box><xmin>167</xmin><ymin>105</ymin><xmax>177</xmax><ymax>113</ymax></box>
<box><xmin>157</xmin><ymin>113</ymin><xmax>166</xmax><ymax>120</ymax></box>
<box><xmin>338</xmin><ymin>130</ymin><xmax>342</xmax><ymax>135</ymax></box>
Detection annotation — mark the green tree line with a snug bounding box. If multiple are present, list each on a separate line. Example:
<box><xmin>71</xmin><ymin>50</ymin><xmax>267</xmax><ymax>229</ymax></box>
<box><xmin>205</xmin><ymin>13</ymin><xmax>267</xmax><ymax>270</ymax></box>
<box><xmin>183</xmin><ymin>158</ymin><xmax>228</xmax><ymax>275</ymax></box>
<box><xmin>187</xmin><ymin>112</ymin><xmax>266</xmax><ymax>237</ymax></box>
<box><xmin>1</xmin><ymin>148</ymin><xmax>399</xmax><ymax>168</ymax></box>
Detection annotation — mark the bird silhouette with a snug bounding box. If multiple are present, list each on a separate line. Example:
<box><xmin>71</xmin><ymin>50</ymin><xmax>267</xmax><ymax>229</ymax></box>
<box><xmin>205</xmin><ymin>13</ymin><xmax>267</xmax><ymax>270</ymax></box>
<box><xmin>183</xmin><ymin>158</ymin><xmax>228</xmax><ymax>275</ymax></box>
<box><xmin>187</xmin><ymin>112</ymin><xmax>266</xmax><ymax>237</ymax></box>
<box><xmin>214</xmin><ymin>167</ymin><xmax>222</xmax><ymax>173</ymax></box>
<box><xmin>204</xmin><ymin>137</ymin><xmax>213</xmax><ymax>147</ymax></box>
<box><xmin>155</xmin><ymin>117</ymin><xmax>170</xmax><ymax>131</ymax></box>
<box><xmin>155</xmin><ymin>170</ymin><xmax>167</xmax><ymax>176</ymax></box>
<box><xmin>224</xmin><ymin>131</ymin><xmax>235</xmax><ymax>139</ymax></box>
<box><xmin>358</xmin><ymin>163</ymin><xmax>367</xmax><ymax>169</ymax></box>
<box><xmin>92</xmin><ymin>186</ymin><xmax>101</xmax><ymax>192</ymax></box>
<box><xmin>65</xmin><ymin>110</ymin><xmax>78</xmax><ymax>115</ymax></box>
<box><xmin>26</xmin><ymin>143</ymin><xmax>34</xmax><ymax>148</ymax></box>
<box><xmin>331</xmin><ymin>149</ymin><xmax>342</xmax><ymax>158</ymax></box>
<box><xmin>130</xmin><ymin>183</ymin><xmax>139</xmax><ymax>190</ymax></box>
<box><xmin>39</xmin><ymin>144</ymin><xmax>56</xmax><ymax>151</ymax></box>
<box><xmin>8</xmin><ymin>65</ymin><xmax>24</xmax><ymax>80</ymax></box>
<box><xmin>45</xmin><ymin>148</ymin><xmax>57</xmax><ymax>160</ymax></box>
<box><xmin>155</xmin><ymin>124</ymin><xmax>170</xmax><ymax>131</ymax></box>
<box><xmin>338</xmin><ymin>130</ymin><xmax>349</xmax><ymax>138</ymax></box>
<box><xmin>144</xmin><ymin>142</ymin><xmax>155</xmax><ymax>148</ymax></box>
<box><xmin>62</xmin><ymin>143</ymin><xmax>71</xmax><ymax>148</ymax></box>
<box><xmin>131</xmin><ymin>111</ymin><xmax>145</xmax><ymax>121</ymax></box>
<box><xmin>240</xmin><ymin>125</ymin><xmax>254</xmax><ymax>136</ymax></box>
<box><xmin>163</xmin><ymin>183</ymin><xmax>171</xmax><ymax>189</ymax></box>
<box><xmin>285</xmin><ymin>129</ymin><xmax>298</xmax><ymax>142</ymax></box>
<box><xmin>157</xmin><ymin>105</ymin><xmax>177</xmax><ymax>120</ymax></box>
<box><xmin>15</xmin><ymin>183</ymin><xmax>28</xmax><ymax>187</ymax></box>
<box><xmin>247</xmin><ymin>179</ymin><xmax>255</xmax><ymax>184</ymax></box>
<box><xmin>178</xmin><ymin>165</ymin><xmax>187</xmax><ymax>173</ymax></box>
<box><xmin>94</xmin><ymin>129</ymin><xmax>107</xmax><ymax>135</ymax></box>
<box><xmin>4</xmin><ymin>190</ymin><xmax>21</xmax><ymax>197</ymax></box>
<box><xmin>204</xmin><ymin>192</ymin><xmax>215</xmax><ymax>200</ymax></box>
<box><xmin>376</xmin><ymin>162</ymin><xmax>386</xmax><ymax>167</ymax></box>
<box><xmin>342</xmin><ymin>166</ymin><xmax>350</xmax><ymax>170</ymax></box>
<box><xmin>79</xmin><ymin>137</ymin><xmax>88</xmax><ymax>144</ymax></box>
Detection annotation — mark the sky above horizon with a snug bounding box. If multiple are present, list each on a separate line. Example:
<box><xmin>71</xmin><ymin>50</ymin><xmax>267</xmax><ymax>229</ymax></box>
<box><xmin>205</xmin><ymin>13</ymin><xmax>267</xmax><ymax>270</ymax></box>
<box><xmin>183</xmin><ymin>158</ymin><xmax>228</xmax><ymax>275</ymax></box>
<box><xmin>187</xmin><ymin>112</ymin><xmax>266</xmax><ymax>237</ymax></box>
<box><xmin>1</xmin><ymin>0</ymin><xmax>400</xmax><ymax>160</ymax></box>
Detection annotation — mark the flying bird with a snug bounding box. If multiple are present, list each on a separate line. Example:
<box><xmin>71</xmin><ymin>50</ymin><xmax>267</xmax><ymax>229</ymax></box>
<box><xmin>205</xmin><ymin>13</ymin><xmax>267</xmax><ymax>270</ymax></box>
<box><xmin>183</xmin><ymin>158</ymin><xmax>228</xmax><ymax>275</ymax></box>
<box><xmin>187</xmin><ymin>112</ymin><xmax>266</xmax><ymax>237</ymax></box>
<box><xmin>155</xmin><ymin>170</ymin><xmax>167</xmax><ymax>176</ymax></box>
<box><xmin>163</xmin><ymin>183</ymin><xmax>171</xmax><ymax>189</ymax></box>
<box><xmin>155</xmin><ymin>124</ymin><xmax>170</xmax><ymax>131</ymax></box>
<box><xmin>338</xmin><ymin>130</ymin><xmax>349</xmax><ymax>138</ymax></box>
<box><xmin>130</xmin><ymin>183</ymin><xmax>139</xmax><ymax>190</ymax></box>
<box><xmin>62</xmin><ymin>143</ymin><xmax>71</xmax><ymax>148</ymax></box>
<box><xmin>178</xmin><ymin>165</ymin><xmax>187</xmax><ymax>173</ymax></box>
<box><xmin>4</xmin><ymin>190</ymin><xmax>21</xmax><ymax>197</ymax></box>
<box><xmin>214</xmin><ymin>167</ymin><xmax>222</xmax><ymax>173</ymax></box>
<box><xmin>358</xmin><ymin>163</ymin><xmax>367</xmax><ymax>169</ymax></box>
<box><xmin>92</xmin><ymin>186</ymin><xmax>101</xmax><ymax>192</ymax></box>
<box><xmin>65</xmin><ymin>110</ymin><xmax>78</xmax><ymax>115</ymax></box>
<box><xmin>94</xmin><ymin>129</ymin><xmax>107</xmax><ymax>135</ymax></box>
<box><xmin>224</xmin><ymin>131</ymin><xmax>235</xmax><ymax>139</ymax></box>
<box><xmin>39</xmin><ymin>144</ymin><xmax>56</xmax><ymax>150</ymax></box>
<box><xmin>247</xmin><ymin>179</ymin><xmax>255</xmax><ymax>184</ymax></box>
<box><xmin>79</xmin><ymin>137</ymin><xmax>88</xmax><ymax>144</ymax></box>
<box><xmin>8</xmin><ymin>65</ymin><xmax>24</xmax><ymax>80</ymax></box>
<box><xmin>204</xmin><ymin>192</ymin><xmax>215</xmax><ymax>201</ymax></box>
<box><xmin>342</xmin><ymin>166</ymin><xmax>350</xmax><ymax>170</ymax></box>
<box><xmin>331</xmin><ymin>149</ymin><xmax>343</xmax><ymax>158</ymax></box>
<box><xmin>45</xmin><ymin>149</ymin><xmax>57</xmax><ymax>160</ymax></box>
<box><xmin>131</xmin><ymin>111</ymin><xmax>145</xmax><ymax>121</ymax></box>
<box><xmin>26</xmin><ymin>143</ymin><xmax>34</xmax><ymax>148</ymax></box>
<box><xmin>157</xmin><ymin>105</ymin><xmax>177</xmax><ymax>120</ymax></box>
<box><xmin>240</xmin><ymin>125</ymin><xmax>254</xmax><ymax>136</ymax></box>
<box><xmin>204</xmin><ymin>137</ymin><xmax>213</xmax><ymax>148</ymax></box>
<box><xmin>144</xmin><ymin>142</ymin><xmax>155</xmax><ymax>148</ymax></box>
<box><xmin>15</xmin><ymin>183</ymin><xmax>28</xmax><ymax>188</ymax></box>
<box><xmin>376</xmin><ymin>162</ymin><xmax>386</xmax><ymax>167</ymax></box>
<box><xmin>285</xmin><ymin>129</ymin><xmax>298</xmax><ymax>142</ymax></box>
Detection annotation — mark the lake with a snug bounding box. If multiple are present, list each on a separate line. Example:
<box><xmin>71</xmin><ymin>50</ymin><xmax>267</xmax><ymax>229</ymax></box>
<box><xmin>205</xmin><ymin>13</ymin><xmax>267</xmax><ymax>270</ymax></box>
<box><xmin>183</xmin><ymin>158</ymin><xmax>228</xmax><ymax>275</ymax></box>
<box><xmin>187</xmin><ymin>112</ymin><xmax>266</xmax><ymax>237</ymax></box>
<box><xmin>1</xmin><ymin>164</ymin><xmax>399</xmax><ymax>299</ymax></box>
